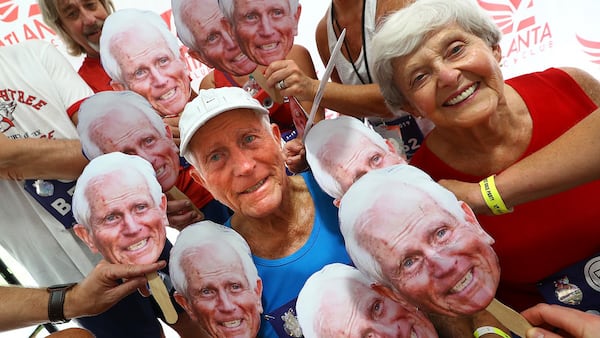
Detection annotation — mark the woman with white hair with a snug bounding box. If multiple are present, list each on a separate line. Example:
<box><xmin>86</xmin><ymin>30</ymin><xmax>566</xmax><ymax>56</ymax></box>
<box><xmin>370</xmin><ymin>0</ymin><xmax>600</xmax><ymax>312</ymax></box>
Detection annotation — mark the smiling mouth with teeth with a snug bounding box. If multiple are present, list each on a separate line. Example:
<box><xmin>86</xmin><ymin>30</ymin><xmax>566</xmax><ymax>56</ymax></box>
<box><xmin>445</xmin><ymin>83</ymin><xmax>478</xmax><ymax>106</ymax></box>
<box><xmin>260</xmin><ymin>43</ymin><xmax>278</xmax><ymax>51</ymax></box>
<box><xmin>221</xmin><ymin>319</ymin><xmax>242</xmax><ymax>328</ymax></box>
<box><xmin>243</xmin><ymin>179</ymin><xmax>265</xmax><ymax>194</ymax></box>
<box><xmin>159</xmin><ymin>88</ymin><xmax>176</xmax><ymax>101</ymax></box>
<box><xmin>450</xmin><ymin>270</ymin><xmax>473</xmax><ymax>294</ymax></box>
<box><xmin>127</xmin><ymin>238</ymin><xmax>148</xmax><ymax>251</ymax></box>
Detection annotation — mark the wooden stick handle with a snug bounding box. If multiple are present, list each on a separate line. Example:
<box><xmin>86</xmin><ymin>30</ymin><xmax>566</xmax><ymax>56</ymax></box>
<box><xmin>251</xmin><ymin>69</ymin><xmax>284</xmax><ymax>103</ymax></box>
<box><xmin>166</xmin><ymin>186</ymin><xmax>203</xmax><ymax>216</ymax></box>
<box><xmin>486</xmin><ymin>298</ymin><xmax>532</xmax><ymax>337</ymax></box>
<box><xmin>147</xmin><ymin>271</ymin><xmax>178</xmax><ymax>324</ymax></box>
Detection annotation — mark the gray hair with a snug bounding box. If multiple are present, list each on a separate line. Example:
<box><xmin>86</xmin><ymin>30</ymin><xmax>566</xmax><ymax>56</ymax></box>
<box><xmin>172</xmin><ymin>0</ymin><xmax>212</xmax><ymax>53</ymax></box>
<box><xmin>170</xmin><ymin>221</ymin><xmax>259</xmax><ymax>298</ymax></box>
<box><xmin>218</xmin><ymin>0</ymin><xmax>299</xmax><ymax>24</ymax></box>
<box><xmin>339</xmin><ymin>164</ymin><xmax>463</xmax><ymax>289</ymax></box>
<box><xmin>72</xmin><ymin>152</ymin><xmax>163</xmax><ymax>229</ymax></box>
<box><xmin>77</xmin><ymin>91</ymin><xmax>167</xmax><ymax>160</ymax></box>
<box><xmin>371</xmin><ymin>0</ymin><xmax>502</xmax><ymax>112</ymax></box>
<box><xmin>296</xmin><ymin>263</ymin><xmax>374</xmax><ymax>338</ymax></box>
<box><xmin>305</xmin><ymin>116</ymin><xmax>391</xmax><ymax>199</ymax></box>
<box><xmin>39</xmin><ymin>0</ymin><xmax>115</xmax><ymax>56</ymax></box>
<box><xmin>100</xmin><ymin>8</ymin><xmax>181</xmax><ymax>84</ymax></box>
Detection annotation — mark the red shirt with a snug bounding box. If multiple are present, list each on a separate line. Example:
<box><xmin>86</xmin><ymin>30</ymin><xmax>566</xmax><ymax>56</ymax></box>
<box><xmin>410</xmin><ymin>68</ymin><xmax>600</xmax><ymax>310</ymax></box>
<box><xmin>78</xmin><ymin>56</ymin><xmax>112</xmax><ymax>93</ymax></box>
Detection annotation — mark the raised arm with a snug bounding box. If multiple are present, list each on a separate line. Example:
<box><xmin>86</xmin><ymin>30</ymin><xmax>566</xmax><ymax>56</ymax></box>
<box><xmin>440</xmin><ymin>105</ymin><xmax>600</xmax><ymax>214</ymax></box>
<box><xmin>0</xmin><ymin>134</ymin><xmax>88</xmax><ymax>180</ymax></box>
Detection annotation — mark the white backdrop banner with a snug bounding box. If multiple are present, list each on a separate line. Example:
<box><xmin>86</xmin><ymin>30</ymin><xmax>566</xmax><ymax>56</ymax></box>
<box><xmin>1</xmin><ymin>0</ymin><xmax>598</xmax><ymax>88</ymax></box>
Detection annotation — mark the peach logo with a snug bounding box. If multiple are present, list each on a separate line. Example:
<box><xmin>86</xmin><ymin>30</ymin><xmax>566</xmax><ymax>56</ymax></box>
<box><xmin>477</xmin><ymin>0</ymin><xmax>535</xmax><ymax>35</ymax></box>
<box><xmin>0</xmin><ymin>0</ymin><xmax>18</xmax><ymax>22</ymax></box>
<box><xmin>577</xmin><ymin>35</ymin><xmax>600</xmax><ymax>65</ymax></box>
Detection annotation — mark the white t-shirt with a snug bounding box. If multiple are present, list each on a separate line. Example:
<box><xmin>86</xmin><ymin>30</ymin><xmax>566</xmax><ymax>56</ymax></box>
<box><xmin>0</xmin><ymin>39</ymin><xmax>100</xmax><ymax>285</ymax></box>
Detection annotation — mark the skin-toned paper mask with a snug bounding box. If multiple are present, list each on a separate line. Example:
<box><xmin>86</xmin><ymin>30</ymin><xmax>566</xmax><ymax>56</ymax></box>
<box><xmin>170</xmin><ymin>221</ymin><xmax>263</xmax><ymax>337</ymax></box>
<box><xmin>297</xmin><ymin>263</ymin><xmax>439</xmax><ymax>338</ymax></box>
<box><xmin>339</xmin><ymin>164</ymin><xmax>501</xmax><ymax>317</ymax></box>
<box><xmin>305</xmin><ymin>115</ymin><xmax>407</xmax><ymax>203</ymax></box>
<box><xmin>172</xmin><ymin>0</ymin><xmax>258</xmax><ymax>77</ymax></box>
<box><xmin>72</xmin><ymin>152</ymin><xmax>168</xmax><ymax>266</ymax></box>
<box><xmin>218</xmin><ymin>0</ymin><xmax>301</xmax><ymax>67</ymax></box>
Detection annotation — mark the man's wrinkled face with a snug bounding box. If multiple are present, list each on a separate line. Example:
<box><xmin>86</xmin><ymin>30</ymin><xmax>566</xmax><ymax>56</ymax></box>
<box><xmin>316</xmin><ymin>278</ymin><xmax>437</xmax><ymax>337</ymax></box>
<box><xmin>88</xmin><ymin>109</ymin><xmax>180</xmax><ymax>191</ymax></box>
<box><xmin>188</xmin><ymin>110</ymin><xmax>287</xmax><ymax>219</ymax></box>
<box><xmin>56</xmin><ymin>0</ymin><xmax>108</xmax><ymax>56</ymax></box>
<box><xmin>176</xmin><ymin>244</ymin><xmax>262</xmax><ymax>337</ymax></box>
<box><xmin>110</xmin><ymin>28</ymin><xmax>191</xmax><ymax>117</ymax></box>
<box><xmin>320</xmin><ymin>133</ymin><xmax>406</xmax><ymax>195</ymax></box>
<box><xmin>230</xmin><ymin>0</ymin><xmax>300</xmax><ymax>66</ymax></box>
<box><xmin>356</xmin><ymin>189</ymin><xmax>499</xmax><ymax>316</ymax></box>
<box><xmin>76</xmin><ymin>171</ymin><xmax>168</xmax><ymax>265</ymax></box>
<box><xmin>185</xmin><ymin>3</ymin><xmax>256</xmax><ymax>76</ymax></box>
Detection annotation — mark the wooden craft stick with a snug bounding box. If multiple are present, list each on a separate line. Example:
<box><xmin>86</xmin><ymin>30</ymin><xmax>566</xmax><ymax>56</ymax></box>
<box><xmin>147</xmin><ymin>271</ymin><xmax>178</xmax><ymax>324</ymax></box>
<box><xmin>251</xmin><ymin>69</ymin><xmax>284</xmax><ymax>104</ymax></box>
<box><xmin>166</xmin><ymin>186</ymin><xmax>204</xmax><ymax>217</ymax></box>
<box><xmin>486</xmin><ymin>298</ymin><xmax>532</xmax><ymax>337</ymax></box>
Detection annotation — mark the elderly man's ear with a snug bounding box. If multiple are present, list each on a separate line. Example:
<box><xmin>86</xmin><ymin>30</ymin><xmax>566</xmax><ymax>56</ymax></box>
<box><xmin>73</xmin><ymin>224</ymin><xmax>99</xmax><ymax>254</ymax></box>
<box><xmin>459</xmin><ymin>201</ymin><xmax>495</xmax><ymax>245</ymax></box>
<box><xmin>110</xmin><ymin>81</ymin><xmax>127</xmax><ymax>91</ymax></box>
<box><xmin>189</xmin><ymin>168</ymin><xmax>206</xmax><ymax>186</ymax></box>
<box><xmin>173</xmin><ymin>291</ymin><xmax>198</xmax><ymax>323</ymax></box>
<box><xmin>255</xmin><ymin>278</ymin><xmax>264</xmax><ymax>314</ymax></box>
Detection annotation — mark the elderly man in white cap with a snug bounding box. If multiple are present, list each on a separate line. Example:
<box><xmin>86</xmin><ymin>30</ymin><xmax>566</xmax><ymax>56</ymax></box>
<box><xmin>296</xmin><ymin>263</ymin><xmax>438</xmax><ymax>338</ymax></box>
<box><xmin>178</xmin><ymin>86</ymin><xmax>352</xmax><ymax>338</ymax></box>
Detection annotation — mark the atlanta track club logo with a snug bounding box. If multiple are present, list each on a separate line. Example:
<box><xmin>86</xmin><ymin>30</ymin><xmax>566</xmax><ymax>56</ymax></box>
<box><xmin>477</xmin><ymin>0</ymin><xmax>552</xmax><ymax>67</ymax></box>
<box><xmin>477</xmin><ymin>0</ymin><xmax>536</xmax><ymax>35</ymax></box>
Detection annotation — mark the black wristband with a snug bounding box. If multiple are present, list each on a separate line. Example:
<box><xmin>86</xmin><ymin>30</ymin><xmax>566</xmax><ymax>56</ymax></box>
<box><xmin>47</xmin><ymin>282</ymin><xmax>77</xmax><ymax>323</ymax></box>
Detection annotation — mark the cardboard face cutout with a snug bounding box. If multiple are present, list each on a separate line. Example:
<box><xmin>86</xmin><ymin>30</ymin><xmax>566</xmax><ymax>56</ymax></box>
<box><xmin>77</xmin><ymin>91</ymin><xmax>180</xmax><ymax>193</ymax></box>
<box><xmin>221</xmin><ymin>0</ymin><xmax>300</xmax><ymax>67</ymax></box>
<box><xmin>339</xmin><ymin>165</ymin><xmax>501</xmax><ymax>317</ymax></box>
<box><xmin>305</xmin><ymin>116</ymin><xmax>407</xmax><ymax>200</ymax></box>
<box><xmin>100</xmin><ymin>8</ymin><xmax>191</xmax><ymax>117</ymax></box>
<box><xmin>72</xmin><ymin>152</ymin><xmax>168</xmax><ymax>266</ymax></box>
<box><xmin>170</xmin><ymin>221</ymin><xmax>263</xmax><ymax>337</ymax></box>
<box><xmin>297</xmin><ymin>263</ymin><xmax>439</xmax><ymax>338</ymax></box>
<box><xmin>172</xmin><ymin>0</ymin><xmax>257</xmax><ymax>77</ymax></box>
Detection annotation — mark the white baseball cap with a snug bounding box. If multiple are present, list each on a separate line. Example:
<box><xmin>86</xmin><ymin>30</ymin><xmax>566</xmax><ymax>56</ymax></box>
<box><xmin>179</xmin><ymin>87</ymin><xmax>269</xmax><ymax>161</ymax></box>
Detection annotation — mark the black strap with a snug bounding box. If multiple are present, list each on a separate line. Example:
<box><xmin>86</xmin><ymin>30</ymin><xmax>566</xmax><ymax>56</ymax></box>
<box><xmin>331</xmin><ymin>0</ymin><xmax>373</xmax><ymax>84</ymax></box>
<box><xmin>47</xmin><ymin>283</ymin><xmax>77</xmax><ymax>323</ymax></box>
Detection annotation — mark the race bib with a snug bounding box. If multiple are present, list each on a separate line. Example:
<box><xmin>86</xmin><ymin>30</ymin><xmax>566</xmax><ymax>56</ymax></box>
<box><xmin>23</xmin><ymin>179</ymin><xmax>77</xmax><ymax>229</ymax></box>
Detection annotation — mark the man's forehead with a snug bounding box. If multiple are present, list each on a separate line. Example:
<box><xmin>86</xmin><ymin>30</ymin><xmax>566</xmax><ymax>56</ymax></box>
<box><xmin>112</xmin><ymin>28</ymin><xmax>169</xmax><ymax>55</ymax></box>
<box><xmin>88</xmin><ymin>170</ymin><xmax>148</xmax><ymax>192</ymax></box>
<box><xmin>235</xmin><ymin>0</ymin><xmax>291</xmax><ymax>11</ymax></box>
<box><xmin>56</xmin><ymin>0</ymin><xmax>80</xmax><ymax>11</ymax></box>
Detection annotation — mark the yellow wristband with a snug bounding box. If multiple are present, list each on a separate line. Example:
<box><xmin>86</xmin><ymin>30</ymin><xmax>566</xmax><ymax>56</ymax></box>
<box><xmin>479</xmin><ymin>175</ymin><xmax>512</xmax><ymax>215</ymax></box>
<box><xmin>473</xmin><ymin>326</ymin><xmax>511</xmax><ymax>338</ymax></box>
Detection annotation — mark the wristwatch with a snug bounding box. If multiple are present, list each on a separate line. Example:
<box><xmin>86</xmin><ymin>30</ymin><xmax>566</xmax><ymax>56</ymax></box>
<box><xmin>47</xmin><ymin>282</ymin><xmax>77</xmax><ymax>323</ymax></box>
